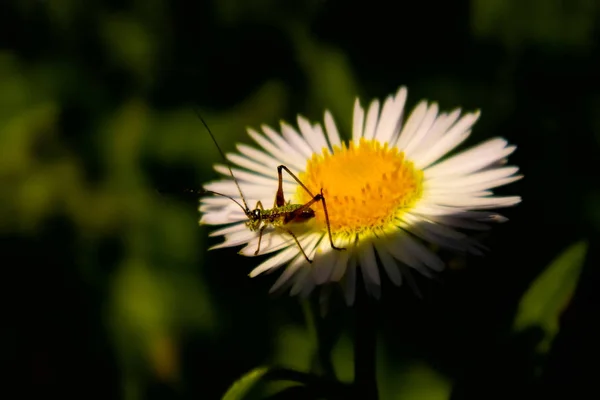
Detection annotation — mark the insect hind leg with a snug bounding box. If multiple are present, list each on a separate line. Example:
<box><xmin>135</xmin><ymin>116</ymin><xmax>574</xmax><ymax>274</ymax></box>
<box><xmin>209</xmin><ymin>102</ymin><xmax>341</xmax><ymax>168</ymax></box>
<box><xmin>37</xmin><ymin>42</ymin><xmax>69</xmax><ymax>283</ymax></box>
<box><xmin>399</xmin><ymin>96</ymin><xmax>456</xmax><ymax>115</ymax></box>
<box><xmin>317</xmin><ymin>188</ymin><xmax>345</xmax><ymax>251</ymax></box>
<box><xmin>277</xmin><ymin>165</ymin><xmax>345</xmax><ymax>252</ymax></box>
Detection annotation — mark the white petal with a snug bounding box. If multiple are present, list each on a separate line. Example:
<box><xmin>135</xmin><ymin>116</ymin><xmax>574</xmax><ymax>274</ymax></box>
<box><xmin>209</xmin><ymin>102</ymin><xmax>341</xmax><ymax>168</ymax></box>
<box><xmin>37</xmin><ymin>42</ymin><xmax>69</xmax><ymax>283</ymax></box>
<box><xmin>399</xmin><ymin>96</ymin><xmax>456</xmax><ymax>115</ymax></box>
<box><xmin>209</xmin><ymin>229</ymin><xmax>256</xmax><ymax>250</ymax></box>
<box><xmin>433</xmin><ymin>195</ymin><xmax>522</xmax><ymax>209</ymax></box>
<box><xmin>247</xmin><ymin>128</ymin><xmax>286</xmax><ymax>159</ymax></box>
<box><xmin>249</xmin><ymin>243</ymin><xmax>301</xmax><ymax>277</ymax></box>
<box><xmin>428</xmin><ymin>166</ymin><xmax>521</xmax><ymax>189</ymax></box>
<box><xmin>374</xmin><ymin>242</ymin><xmax>402</xmax><ymax>286</ymax></box>
<box><xmin>425</xmin><ymin>138</ymin><xmax>515</xmax><ymax>178</ymax></box>
<box><xmin>291</xmin><ymin>266</ymin><xmax>312</xmax><ymax>296</ymax></box>
<box><xmin>373</xmin><ymin>94</ymin><xmax>397</xmax><ymax>141</ymax></box>
<box><xmin>413</xmin><ymin>111</ymin><xmax>480</xmax><ymax>169</ymax></box>
<box><xmin>313</xmin><ymin>124</ymin><xmax>329</xmax><ymax>152</ymax></box>
<box><xmin>247</xmin><ymin>128</ymin><xmax>306</xmax><ymax>171</ymax></box>
<box><xmin>200</xmin><ymin>209</ymin><xmax>245</xmax><ymax>225</ymax></box>
<box><xmin>200</xmin><ymin>196</ymin><xmax>239</xmax><ymax>208</ymax></box>
<box><xmin>297</xmin><ymin>115</ymin><xmax>329</xmax><ymax>154</ymax></box>
<box><xmin>204</xmin><ymin>181</ymin><xmax>274</xmax><ymax>199</ymax></box>
<box><xmin>269</xmin><ymin>254</ymin><xmax>307</xmax><ymax>292</ymax></box>
<box><xmin>403</xmin><ymin>213</ymin><xmax>466</xmax><ymax>240</ymax></box>
<box><xmin>287</xmin><ymin>235</ymin><xmax>321</xmax><ymax>294</ymax></box>
<box><xmin>363</xmin><ymin>99</ymin><xmax>380</xmax><ymax>140</ymax></box>
<box><xmin>396</xmin><ymin>101</ymin><xmax>428</xmax><ymax>150</ymax></box>
<box><xmin>237</xmin><ymin>143</ymin><xmax>284</xmax><ymax>170</ymax></box>
<box><xmin>208</xmin><ymin>223</ymin><xmax>247</xmax><ymax>237</ymax></box>
<box><xmin>213</xmin><ymin>164</ymin><xmax>302</xmax><ymax>199</ymax></box>
<box><xmin>411</xmin><ymin>204</ymin><xmax>510</xmax><ymax>223</ymax></box>
<box><xmin>330</xmin><ymin>247</ymin><xmax>351</xmax><ymax>281</ymax></box>
<box><xmin>261</xmin><ymin>125</ymin><xmax>307</xmax><ymax>170</ymax></box>
<box><xmin>402</xmin><ymin>103</ymin><xmax>439</xmax><ymax>156</ymax></box>
<box><xmin>429</xmin><ymin>175</ymin><xmax>522</xmax><ymax>196</ymax></box>
<box><xmin>324</xmin><ymin>110</ymin><xmax>342</xmax><ymax>148</ymax></box>
<box><xmin>239</xmin><ymin>230</ymin><xmax>298</xmax><ymax>256</ymax></box>
<box><xmin>408</xmin><ymin>109</ymin><xmax>461</xmax><ymax>159</ymax></box>
<box><xmin>398</xmin><ymin>264</ymin><xmax>423</xmax><ymax>299</ymax></box>
<box><xmin>376</xmin><ymin>87</ymin><xmax>407</xmax><ymax>144</ymax></box>
<box><xmin>425</xmin><ymin>190</ymin><xmax>494</xmax><ymax>201</ymax></box>
<box><xmin>423</xmin><ymin>214</ymin><xmax>493</xmax><ymax>231</ymax></box>
<box><xmin>359</xmin><ymin>242</ymin><xmax>380</xmax><ymax>286</ymax></box>
<box><xmin>352</xmin><ymin>97</ymin><xmax>365</xmax><ymax>144</ymax></box>
<box><xmin>401</xmin><ymin>214</ymin><xmax>475</xmax><ymax>252</ymax></box>
<box><xmin>384</xmin><ymin>232</ymin><xmax>444</xmax><ymax>274</ymax></box>
<box><xmin>299</xmin><ymin>274</ymin><xmax>316</xmax><ymax>300</ymax></box>
<box><xmin>280</xmin><ymin>121</ymin><xmax>314</xmax><ymax>159</ymax></box>
<box><xmin>302</xmin><ymin>233</ymin><xmax>322</xmax><ymax>261</ymax></box>
<box><xmin>227</xmin><ymin>153</ymin><xmax>295</xmax><ymax>183</ymax></box>
<box><xmin>312</xmin><ymin>240</ymin><xmax>338</xmax><ymax>284</ymax></box>
<box><xmin>214</xmin><ymin>164</ymin><xmax>277</xmax><ymax>185</ymax></box>
<box><xmin>364</xmin><ymin>278</ymin><xmax>381</xmax><ymax>300</ymax></box>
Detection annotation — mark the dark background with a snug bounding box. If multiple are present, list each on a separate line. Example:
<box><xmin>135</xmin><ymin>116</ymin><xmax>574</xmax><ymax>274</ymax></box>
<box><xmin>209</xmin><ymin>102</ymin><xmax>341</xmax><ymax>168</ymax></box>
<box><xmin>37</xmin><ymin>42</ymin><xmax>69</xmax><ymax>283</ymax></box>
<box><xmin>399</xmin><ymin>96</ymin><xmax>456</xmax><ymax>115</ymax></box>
<box><xmin>1</xmin><ymin>0</ymin><xmax>599</xmax><ymax>399</ymax></box>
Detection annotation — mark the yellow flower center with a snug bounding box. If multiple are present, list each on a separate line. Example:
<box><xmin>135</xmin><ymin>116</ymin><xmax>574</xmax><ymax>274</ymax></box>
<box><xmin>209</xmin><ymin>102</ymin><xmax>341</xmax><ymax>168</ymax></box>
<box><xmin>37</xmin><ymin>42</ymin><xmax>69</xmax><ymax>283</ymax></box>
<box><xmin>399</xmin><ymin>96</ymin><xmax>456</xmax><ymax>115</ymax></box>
<box><xmin>297</xmin><ymin>138</ymin><xmax>424</xmax><ymax>239</ymax></box>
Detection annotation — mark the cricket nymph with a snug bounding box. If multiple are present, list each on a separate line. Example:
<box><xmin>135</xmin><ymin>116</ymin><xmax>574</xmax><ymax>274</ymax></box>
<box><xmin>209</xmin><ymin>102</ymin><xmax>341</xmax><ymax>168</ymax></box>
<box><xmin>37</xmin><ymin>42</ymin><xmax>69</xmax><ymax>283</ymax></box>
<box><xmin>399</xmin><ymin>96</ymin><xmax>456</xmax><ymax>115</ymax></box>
<box><xmin>196</xmin><ymin>112</ymin><xmax>344</xmax><ymax>264</ymax></box>
<box><xmin>242</xmin><ymin>191</ymin><xmax>328</xmax><ymax>263</ymax></box>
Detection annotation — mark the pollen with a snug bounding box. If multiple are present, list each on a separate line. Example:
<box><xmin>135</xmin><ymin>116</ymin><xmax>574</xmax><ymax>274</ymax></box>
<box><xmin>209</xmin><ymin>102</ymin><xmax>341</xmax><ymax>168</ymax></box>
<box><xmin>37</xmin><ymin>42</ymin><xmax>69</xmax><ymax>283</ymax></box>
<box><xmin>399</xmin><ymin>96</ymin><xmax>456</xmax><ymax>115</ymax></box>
<box><xmin>297</xmin><ymin>138</ymin><xmax>423</xmax><ymax>238</ymax></box>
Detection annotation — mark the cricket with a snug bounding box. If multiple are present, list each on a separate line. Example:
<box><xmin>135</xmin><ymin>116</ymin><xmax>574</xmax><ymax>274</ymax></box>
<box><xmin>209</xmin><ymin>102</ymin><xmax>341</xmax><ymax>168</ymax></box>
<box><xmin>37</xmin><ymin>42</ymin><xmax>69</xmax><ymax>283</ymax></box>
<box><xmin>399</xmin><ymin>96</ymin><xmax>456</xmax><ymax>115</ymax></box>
<box><xmin>196</xmin><ymin>112</ymin><xmax>346</xmax><ymax>263</ymax></box>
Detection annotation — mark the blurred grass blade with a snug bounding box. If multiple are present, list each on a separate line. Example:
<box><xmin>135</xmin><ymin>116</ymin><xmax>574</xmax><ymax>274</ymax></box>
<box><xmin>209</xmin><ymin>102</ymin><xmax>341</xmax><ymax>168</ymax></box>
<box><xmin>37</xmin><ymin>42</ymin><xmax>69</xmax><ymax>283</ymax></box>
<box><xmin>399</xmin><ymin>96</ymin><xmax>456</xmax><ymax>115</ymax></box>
<box><xmin>378</xmin><ymin>340</ymin><xmax>451</xmax><ymax>400</ymax></box>
<box><xmin>389</xmin><ymin>362</ymin><xmax>451</xmax><ymax>400</ymax></box>
<box><xmin>513</xmin><ymin>240</ymin><xmax>588</xmax><ymax>352</ymax></box>
<box><xmin>222</xmin><ymin>367</ymin><xmax>270</xmax><ymax>400</ymax></box>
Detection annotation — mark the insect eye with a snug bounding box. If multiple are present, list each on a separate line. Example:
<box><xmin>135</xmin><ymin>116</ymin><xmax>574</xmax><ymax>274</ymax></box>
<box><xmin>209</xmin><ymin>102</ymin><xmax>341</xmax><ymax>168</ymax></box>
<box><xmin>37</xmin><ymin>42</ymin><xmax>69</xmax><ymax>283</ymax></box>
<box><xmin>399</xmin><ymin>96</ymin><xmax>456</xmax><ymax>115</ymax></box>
<box><xmin>253</xmin><ymin>209</ymin><xmax>261</xmax><ymax>218</ymax></box>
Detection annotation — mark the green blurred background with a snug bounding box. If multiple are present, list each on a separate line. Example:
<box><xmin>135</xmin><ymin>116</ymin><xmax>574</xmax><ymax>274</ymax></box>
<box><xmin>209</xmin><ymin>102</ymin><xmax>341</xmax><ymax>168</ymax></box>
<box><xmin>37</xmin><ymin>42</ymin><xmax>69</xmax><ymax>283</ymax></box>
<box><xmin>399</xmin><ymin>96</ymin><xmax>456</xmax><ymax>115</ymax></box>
<box><xmin>2</xmin><ymin>0</ymin><xmax>599</xmax><ymax>399</ymax></box>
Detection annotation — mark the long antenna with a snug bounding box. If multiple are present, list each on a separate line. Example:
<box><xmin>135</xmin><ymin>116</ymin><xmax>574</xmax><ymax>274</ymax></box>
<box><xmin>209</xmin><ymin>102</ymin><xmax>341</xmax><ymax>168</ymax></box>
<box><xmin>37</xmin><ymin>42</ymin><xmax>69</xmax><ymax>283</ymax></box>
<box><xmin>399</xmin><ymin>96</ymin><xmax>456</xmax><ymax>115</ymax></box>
<box><xmin>194</xmin><ymin>108</ymin><xmax>250</xmax><ymax>211</ymax></box>
<box><xmin>191</xmin><ymin>188</ymin><xmax>248</xmax><ymax>213</ymax></box>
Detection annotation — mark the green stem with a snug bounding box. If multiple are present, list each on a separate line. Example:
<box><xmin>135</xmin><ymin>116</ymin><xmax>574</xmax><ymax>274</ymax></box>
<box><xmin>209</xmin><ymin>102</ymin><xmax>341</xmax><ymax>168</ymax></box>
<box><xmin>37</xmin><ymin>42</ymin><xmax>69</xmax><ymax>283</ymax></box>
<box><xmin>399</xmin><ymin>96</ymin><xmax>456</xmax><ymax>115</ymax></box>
<box><xmin>302</xmin><ymin>299</ymin><xmax>336</xmax><ymax>378</ymax></box>
<box><xmin>354</xmin><ymin>279</ymin><xmax>378</xmax><ymax>399</ymax></box>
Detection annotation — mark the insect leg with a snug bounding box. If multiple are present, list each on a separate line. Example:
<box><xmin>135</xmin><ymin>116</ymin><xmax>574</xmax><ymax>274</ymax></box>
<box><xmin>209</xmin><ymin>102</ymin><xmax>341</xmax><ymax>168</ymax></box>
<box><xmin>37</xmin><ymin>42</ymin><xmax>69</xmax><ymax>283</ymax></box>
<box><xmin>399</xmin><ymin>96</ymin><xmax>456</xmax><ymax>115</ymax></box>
<box><xmin>277</xmin><ymin>165</ymin><xmax>345</xmax><ymax>252</ymax></box>
<box><xmin>318</xmin><ymin>188</ymin><xmax>345</xmax><ymax>251</ymax></box>
<box><xmin>283</xmin><ymin>228</ymin><xmax>313</xmax><ymax>263</ymax></box>
<box><xmin>274</xmin><ymin>166</ymin><xmax>288</xmax><ymax>207</ymax></box>
<box><xmin>253</xmin><ymin>201</ymin><xmax>265</xmax><ymax>255</ymax></box>
<box><xmin>255</xmin><ymin>225</ymin><xmax>266</xmax><ymax>256</ymax></box>
<box><xmin>278</xmin><ymin>165</ymin><xmax>315</xmax><ymax>198</ymax></box>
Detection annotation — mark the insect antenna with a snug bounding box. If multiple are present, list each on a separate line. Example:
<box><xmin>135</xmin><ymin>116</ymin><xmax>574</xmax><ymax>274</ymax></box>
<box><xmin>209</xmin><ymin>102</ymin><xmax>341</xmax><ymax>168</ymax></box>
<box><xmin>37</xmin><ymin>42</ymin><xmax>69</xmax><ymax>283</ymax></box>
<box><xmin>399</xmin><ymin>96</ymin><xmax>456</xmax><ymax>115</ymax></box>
<box><xmin>186</xmin><ymin>187</ymin><xmax>248</xmax><ymax>214</ymax></box>
<box><xmin>194</xmin><ymin>108</ymin><xmax>250</xmax><ymax>212</ymax></box>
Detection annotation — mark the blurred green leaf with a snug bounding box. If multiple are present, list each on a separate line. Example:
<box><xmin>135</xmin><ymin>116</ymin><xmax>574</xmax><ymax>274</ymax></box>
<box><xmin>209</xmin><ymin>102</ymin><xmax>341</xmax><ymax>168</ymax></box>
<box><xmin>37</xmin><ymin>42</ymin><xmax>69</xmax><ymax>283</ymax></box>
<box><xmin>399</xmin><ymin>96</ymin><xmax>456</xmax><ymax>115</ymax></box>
<box><xmin>330</xmin><ymin>332</ymin><xmax>353</xmax><ymax>383</ymax></box>
<box><xmin>272</xmin><ymin>324</ymin><xmax>314</xmax><ymax>371</ymax></box>
<box><xmin>380</xmin><ymin>362</ymin><xmax>451</xmax><ymax>400</ymax></box>
<box><xmin>0</xmin><ymin>101</ymin><xmax>62</xmax><ymax>232</ymax></box>
<box><xmin>471</xmin><ymin>0</ymin><xmax>596</xmax><ymax>50</ymax></box>
<box><xmin>222</xmin><ymin>367</ymin><xmax>270</xmax><ymax>400</ymax></box>
<box><xmin>377</xmin><ymin>340</ymin><xmax>451</xmax><ymax>400</ymax></box>
<box><xmin>44</xmin><ymin>0</ymin><xmax>85</xmax><ymax>30</ymax></box>
<box><xmin>100</xmin><ymin>13</ymin><xmax>156</xmax><ymax>84</ymax></box>
<box><xmin>214</xmin><ymin>0</ymin><xmax>320</xmax><ymax>25</ymax></box>
<box><xmin>513</xmin><ymin>240</ymin><xmax>588</xmax><ymax>352</ymax></box>
<box><xmin>109</xmin><ymin>258</ymin><xmax>216</xmax><ymax>389</ymax></box>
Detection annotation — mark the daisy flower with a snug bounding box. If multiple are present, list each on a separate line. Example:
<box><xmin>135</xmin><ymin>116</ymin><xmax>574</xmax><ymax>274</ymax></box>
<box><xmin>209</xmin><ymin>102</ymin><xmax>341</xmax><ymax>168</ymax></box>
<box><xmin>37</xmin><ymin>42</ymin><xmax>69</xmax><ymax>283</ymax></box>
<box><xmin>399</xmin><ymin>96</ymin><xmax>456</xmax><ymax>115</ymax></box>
<box><xmin>199</xmin><ymin>86</ymin><xmax>522</xmax><ymax>304</ymax></box>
